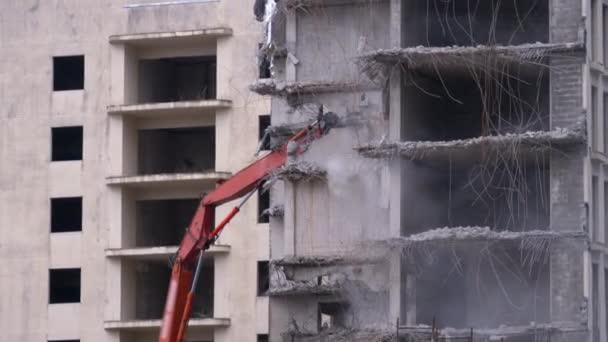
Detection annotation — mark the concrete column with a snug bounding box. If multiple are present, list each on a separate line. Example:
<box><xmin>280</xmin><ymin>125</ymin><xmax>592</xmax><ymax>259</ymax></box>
<box><xmin>388</xmin><ymin>0</ymin><xmax>410</xmax><ymax>326</ymax></box>
<box><xmin>285</xmin><ymin>10</ymin><xmax>297</xmax><ymax>82</ymax></box>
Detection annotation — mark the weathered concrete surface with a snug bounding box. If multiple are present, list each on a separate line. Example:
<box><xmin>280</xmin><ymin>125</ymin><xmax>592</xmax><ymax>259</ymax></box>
<box><xmin>0</xmin><ymin>1</ymin><xmax>271</xmax><ymax>342</ymax></box>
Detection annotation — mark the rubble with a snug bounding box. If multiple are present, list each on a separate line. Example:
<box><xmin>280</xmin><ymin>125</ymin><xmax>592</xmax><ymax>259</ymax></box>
<box><xmin>283</xmin><ymin>0</ymin><xmax>385</xmax><ymax>10</ymax></box>
<box><xmin>250</xmin><ymin>79</ymin><xmax>362</xmax><ymax>97</ymax></box>
<box><xmin>267</xmin><ymin>280</ymin><xmax>342</xmax><ymax>296</ymax></box>
<box><xmin>265</xmin><ymin>113</ymin><xmax>370</xmax><ymax>149</ymax></box>
<box><xmin>388</xmin><ymin>226</ymin><xmax>586</xmax><ymax>244</ymax></box>
<box><xmin>289</xmin><ymin>328</ymin><xmax>395</xmax><ymax>342</ymax></box>
<box><xmin>355</xmin><ymin>128</ymin><xmax>586</xmax><ymax>161</ymax></box>
<box><xmin>287</xmin><ymin>321</ymin><xmax>585</xmax><ymax>342</ymax></box>
<box><xmin>269</xmin><ymin>161</ymin><xmax>327</xmax><ymax>182</ymax></box>
<box><xmin>271</xmin><ymin>255</ymin><xmax>379</xmax><ymax>267</ymax></box>
<box><xmin>438</xmin><ymin>321</ymin><xmax>586</xmax><ymax>338</ymax></box>
<box><xmin>358</xmin><ymin>42</ymin><xmax>584</xmax><ymax>80</ymax></box>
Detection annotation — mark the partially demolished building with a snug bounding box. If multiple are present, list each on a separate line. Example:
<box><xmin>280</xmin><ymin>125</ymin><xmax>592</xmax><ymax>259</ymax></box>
<box><xmin>253</xmin><ymin>0</ymin><xmax>599</xmax><ymax>341</ymax></box>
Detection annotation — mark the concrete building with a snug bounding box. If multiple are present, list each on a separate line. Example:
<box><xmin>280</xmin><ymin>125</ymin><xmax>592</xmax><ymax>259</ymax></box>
<box><xmin>254</xmin><ymin>0</ymin><xmax>598</xmax><ymax>341</ymax></box>
<box><xmin>0</xmin><ymin>1</ymin><xmax>271</xmax><ymax>342</ymax></box>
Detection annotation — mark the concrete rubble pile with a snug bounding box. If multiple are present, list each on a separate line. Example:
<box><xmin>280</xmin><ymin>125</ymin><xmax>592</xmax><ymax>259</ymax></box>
<box><xmin>288</xmin><ymin>328</ymin><xmax>396</xmax><ymax>342</ymax></box>
<box><xmin>355</xmin><ymin>128</ymin><xmax>585</xmax><ymax>160</ymax></box>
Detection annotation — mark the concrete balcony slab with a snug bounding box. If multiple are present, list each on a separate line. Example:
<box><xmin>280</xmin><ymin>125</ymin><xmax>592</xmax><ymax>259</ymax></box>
<box><xmin>105</xmin><ymin>245</ymin><xmax>230</xmax><ymax>261</ymax></box>
<box><xmin>108</xmin><ymin>99</ymin><xmax>232</xmax><ymax>118</ymax></box>
<box><xmin>106</xmin><ymin>172</ymin><xmax>231</xmax><ymax>190</ymax></box>
<box><xmin>104</xmin><ymin>318</ymin><xmax>230</xmax><ymax>331</ymax></box>
<box><xmin>110</xmin><ymin>28</ymin><xmax>232</xmax><ymax>47</ymax></box>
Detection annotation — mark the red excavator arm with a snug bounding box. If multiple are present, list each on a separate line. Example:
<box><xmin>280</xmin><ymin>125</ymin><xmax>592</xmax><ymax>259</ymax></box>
<box><xmin>159</xmin><ymin>111</ymin><xmax>338</xmax><ymax>342</ymax></box>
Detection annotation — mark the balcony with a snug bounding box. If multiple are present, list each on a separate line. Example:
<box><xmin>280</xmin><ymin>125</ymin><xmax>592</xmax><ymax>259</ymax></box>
<box><xmin>109</xmin><ymin>28</ymin><xmax>232</xmax><ymax>47</ymax></box>
<box><xmin>104</xmin><ymin>317</ymin><xmax>230</xmax><ymax>331</ymax></box>
<box><xmin>108</xmin><ymin>99</ymin><xmax>231</xmax><ymax>118</ymax></box>
<box><xmin>106</xmin><ymin>172</ymin><xmax>230</xmax><ymax>189</ymax></box>
<box><xmin>105</xmin><ymin>244</ymin><xmax>230</xmax><ymax>261</ymax></box>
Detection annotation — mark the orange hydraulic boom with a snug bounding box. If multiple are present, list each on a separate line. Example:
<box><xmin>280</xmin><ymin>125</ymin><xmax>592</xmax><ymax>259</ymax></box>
<box><xmin>159</xmin><ymin>111</ymin><xmax>338</xmax><ymax>342</ymax></box>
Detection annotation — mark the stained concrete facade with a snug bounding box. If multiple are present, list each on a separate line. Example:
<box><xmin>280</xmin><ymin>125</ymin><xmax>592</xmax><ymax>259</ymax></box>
<box><xmin>258</xmin><ymin>0</ymin><xmax>595</xmax><ymax>341</ymax></box>
<box><xmin>0</xmin><ymin>1</ymin><xmax>270</xmax><ymax>342</ymax></box>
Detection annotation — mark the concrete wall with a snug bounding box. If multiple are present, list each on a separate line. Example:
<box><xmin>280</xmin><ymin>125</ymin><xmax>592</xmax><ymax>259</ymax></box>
<box><xmin>0</xmin><ymin>1</ymin><xmax>270</xmax><ymax>342</ymax></box>
<box><xmin>267</xmin><ymin>0</ymin><xmax>590</xmax><ymax>340</ymax></box>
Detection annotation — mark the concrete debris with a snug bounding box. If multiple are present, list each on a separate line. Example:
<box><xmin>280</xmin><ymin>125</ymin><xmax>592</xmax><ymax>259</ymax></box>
<box><xmin>265</xmin><ymin>113</ymin><xmax>369</xmax><ymax>149</ymax></box>
<box><xmin>283</xmin><ymin>0</ymin><xmax>385</xmax><ymax>10</ymax></box>
<box><xmin>355</xmin><ymin>128</ymin><xmax>585</xmax><ymax>160</ymax></box>
<box><xmin>437</xmin><ymin>321</ymin><xmax>586</xmax><ymax>338</ymax></box>
<box><xmin>289</xmin><ymin>328</ymin><xmax>395</xmax><ymax>342</ymax></box>
<box><xmin>262</xmin><ymin>204</ymin><xmax>284</xmax><ymax>218</ymax></box>
<box><xmin>358</xmin><ymin>42</ymin><xmax>584</xmax><ymax>80</ymax></box>
<box><xmin>271</xmin><ymin>255</ymin><xmax>369</xmax><ymax>267</ymax></box>
<box><xmin>250</xmin><ymin>79</ymin><xmax>362</xmax><ymax>97</ymax></box>
<box><xmin>268</xmin><ymin>281</ymin><xmax>342</xmax><ymax>296</ymax></box>
<box><xmin>288</xmin><ymin>321</ymin><xmax>585</xmax><ymax>341</ymax></box>
<box><xmin>389</xmin><ymin>226</ymin><xmax>586</xmax><ymax>244</ymax></box>
<box><xmin>269</xmin><ymin>161</ymin><xmax>327</xmax><ymax>182</ymax></box>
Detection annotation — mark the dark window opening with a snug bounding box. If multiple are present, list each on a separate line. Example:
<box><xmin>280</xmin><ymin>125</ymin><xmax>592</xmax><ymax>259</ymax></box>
<box><xmin>318</xmin><ymin>302</ymin><xmax>348</xmax><ymax>332</ymax></box>
<box><xmin>49</xmin><ymin>268</ymin><xmax>81</xmax><ymax>304</ymax></box>
<box><xmin>135</xmin><ymin>260</ymin><xmax>213</xmax><ymax>319</ymax></box>
<box><xmin>53</xmin><ymin>55</ymin><xmax>84</xmax><ymax>91</ymax></box>
<box><xmin>51</xmin><ymin>197</ymin><xmax>82</xmax><ymax>233</ymax></box>
<box><xmin>257</xmin><ymin>334</ymin><xmax>269</xmax><ymax>342</ymax></box>
<box><xmin>52</xmin><ymin>126</ymin><xmax>83</xmax><ymax>161</ymax></box>
<box><xmin>135</xmin><ymin>199</ymin><xmax>199</xmax><ymax>248</ymax></box>
<box><xmin>138</xmin><ymin>126</ymin><xmax>215</xmax><ymax>175</ymax></box>
<box><xmin>259</xmin><ymin>55</ymin><xmax>272</xmax><ymax>79</ymax></box>
<box><xmin>49</xmin><ymin>340</ymin><xmax>80</xmax><ymax>342</ymax></box>
<box><xmin>403</xmin><ymin>0</ymin><xmax>548</xmax><ymax>47</ymax></box>
<box><xmin>258</xmin><ymin>189</ymin><xmax>270</xmax><ymax>224</ymax></box>
<box><xmin>258</xmin><ymin>115</ymin><xmax>271</xmax><ymax>151</ymax></box>
<box><xmin>257</xmin><ymin>261</ymin><xmax>270</xmax><ymax>296</ymax></box>
<box><xmin>138</xmin><ymin>56</ymin><xmax>216</xmax><ymax>103</ymax></box>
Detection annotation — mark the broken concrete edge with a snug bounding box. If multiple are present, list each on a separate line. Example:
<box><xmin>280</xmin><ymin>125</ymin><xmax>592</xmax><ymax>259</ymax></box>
<box><xmin>270</xmin><ymin>227</ymin><xmax>587</xmax><ymax>269</ymax></box>
<box><xmin>284</xmin><ymin>328</ymin><xmax>394</xmax><ymax>342</ymax></box>
<box><xmin>268</xmin><ymin>161</ymin><xmax>327</xmax><ymax>182</ymax></box>
<box><xmin>249</xmin><ymin>79</ymin><xmax>374</xmax><ymax>97</ymax></box>
<box><xmin>416</xmin><ymin>320</ymin><xmax>587</xmax><ymax>338</ymax></box>
<box><xmin>267</xmin><ymin>283</ymin><xmax>342</xmax><ymax>296</ymax></box>
<box><xmin>281</xmin><ymin>0</ymin><xmax>385</xmax><ymax>10</ymax></box>
<box><xmin>358</xmin><ymin>41</ymin><xmax>585</xmax><ymax>66</ymax></box>
<box><xmin>285</xmin><ymin>321</ymin><xmax>586</xmax><ymax>341</ymax></box>
<box><xmin>387</xmin><ymin>226</ymin><xmax>587</xmax><ymax>244</ymax></box>
<box><xmin>354</xmin><ymin>127</ymin><xmax>586</xmax><ymax>159</ymax></box>
<box><xmin>271</xmin><ymin>255</ymin><xmax>380</xmax><ymax>267</ymax></box>
<box><xmin>266</xmin><ymin>113</ymin><xmax>373</xmax><ymax>150</ymax></box>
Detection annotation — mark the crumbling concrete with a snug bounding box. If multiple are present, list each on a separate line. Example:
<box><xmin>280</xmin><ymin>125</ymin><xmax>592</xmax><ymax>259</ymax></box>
<box><xmin>287</xmin><ymin>321</ymin><xmax>586</xmax><ymax>342</ymax></box>
<box><xmin>269</xmin><ymin>161</ymin><xmax>327</xmax><ymax>182</ymax></box>
<box><xmin>359</xmin><ymin>42</ymin><xmax>583</xmax><ymax>81</ymax></box>
<box><xmin>355</xmin><ymin>128</ymin><xmax>585</xmax><ymax>160</ymax></box>
<box><xmin>250</xmin><ymin>79</ymin><xmax>364</xmax><ymax>97</ymax></box>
